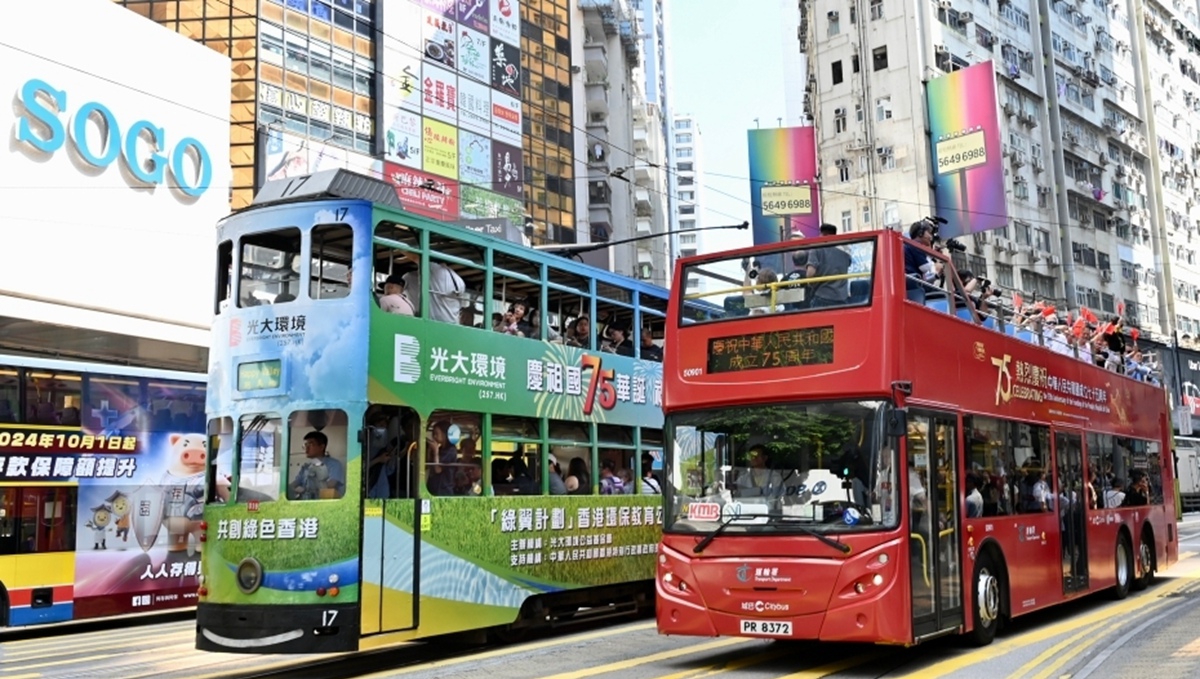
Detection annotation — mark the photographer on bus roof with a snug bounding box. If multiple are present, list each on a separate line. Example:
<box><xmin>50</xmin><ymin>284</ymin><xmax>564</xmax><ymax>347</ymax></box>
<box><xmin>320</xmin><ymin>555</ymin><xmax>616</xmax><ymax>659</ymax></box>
<box><xmin>904</xmin><ymin>221</ymin><xmax>943</xmax><ymax>303</ymax></box>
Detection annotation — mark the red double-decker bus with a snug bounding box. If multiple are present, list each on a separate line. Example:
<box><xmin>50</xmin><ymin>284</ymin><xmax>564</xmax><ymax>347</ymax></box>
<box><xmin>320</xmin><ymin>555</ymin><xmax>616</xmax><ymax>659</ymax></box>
<box><xmin>658</xmin><ymin>229</ymin><xmax>1177</xmax><ymax>645</ymax></box>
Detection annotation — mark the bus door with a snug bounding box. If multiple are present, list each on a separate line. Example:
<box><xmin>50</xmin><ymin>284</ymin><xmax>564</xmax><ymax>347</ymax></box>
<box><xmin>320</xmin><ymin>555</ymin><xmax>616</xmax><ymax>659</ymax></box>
<box><xmin>361</xmin><ymin>411</ymin><xmax>419</xmax><ymax>635</ymax></box>
<box><xmin>1055</xmin><ymin>430</ymin><xmax>1088</xmax><ymax>594</ymax></box>
<box><xmin>906</xmin><ymin>411</ymin><xmax>964</xmax><ymax>638</ymax></box>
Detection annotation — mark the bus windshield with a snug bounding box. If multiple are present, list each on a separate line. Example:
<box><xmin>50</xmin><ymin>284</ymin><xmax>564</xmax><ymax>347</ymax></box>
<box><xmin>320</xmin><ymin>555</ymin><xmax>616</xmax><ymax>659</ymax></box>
<box><xmin>665</xmin><ymin>400</ymin><xmax>899</xmax><ymax>534</ymax></box>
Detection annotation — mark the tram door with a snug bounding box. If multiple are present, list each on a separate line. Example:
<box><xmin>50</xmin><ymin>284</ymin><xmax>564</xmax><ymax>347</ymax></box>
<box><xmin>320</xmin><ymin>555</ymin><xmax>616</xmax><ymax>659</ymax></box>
<box><xmin>907</xmin><ymin>411</ymin><xmax>964</xmax><ymax>638</ymax></box>
<box><xmin>1055</xmin><ymin>431</ymin><xmax>1088</xmax><ymax>593</ymax></box>
<box><xmin>361</xmin><ymin>408</ymin><xmax>419</xmax><ymax>634</ymax></box>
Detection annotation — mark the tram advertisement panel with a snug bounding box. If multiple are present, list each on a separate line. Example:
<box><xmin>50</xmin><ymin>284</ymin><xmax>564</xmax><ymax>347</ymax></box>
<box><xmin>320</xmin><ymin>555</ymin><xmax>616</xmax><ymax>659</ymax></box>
<box><xmin>0</xmin><ymin>425</ymin><xmax>204</xmax><ymax>618</ymax></box>
<box><xmin>367</xmin><ymin>312</ymin><xmax>664</xmax><ymax>427</ymax></box>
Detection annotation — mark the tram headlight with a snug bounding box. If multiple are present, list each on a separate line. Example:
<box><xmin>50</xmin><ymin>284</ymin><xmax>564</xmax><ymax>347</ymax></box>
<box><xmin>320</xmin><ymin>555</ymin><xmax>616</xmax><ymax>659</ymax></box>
<box><xmin>236</xmin><ymin>557</ymin><xmax>264</xmax><ymax>594</ymax></box>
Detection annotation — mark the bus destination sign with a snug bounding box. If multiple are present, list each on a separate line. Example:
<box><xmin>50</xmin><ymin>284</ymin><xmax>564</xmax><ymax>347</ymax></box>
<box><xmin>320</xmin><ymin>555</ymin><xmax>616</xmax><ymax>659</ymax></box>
<box><xmin>707</xmin><ymin>326</ymin><xmax>835</xmax><ymax>373</ymax></box>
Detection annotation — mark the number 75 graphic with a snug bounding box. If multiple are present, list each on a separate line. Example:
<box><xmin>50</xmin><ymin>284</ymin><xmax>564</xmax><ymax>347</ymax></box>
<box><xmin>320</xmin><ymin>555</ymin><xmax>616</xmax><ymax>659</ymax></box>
<box><xmin>581</xmin><ymin>355</ymin><xmax>616</xmax><ymax>415</ymax></box>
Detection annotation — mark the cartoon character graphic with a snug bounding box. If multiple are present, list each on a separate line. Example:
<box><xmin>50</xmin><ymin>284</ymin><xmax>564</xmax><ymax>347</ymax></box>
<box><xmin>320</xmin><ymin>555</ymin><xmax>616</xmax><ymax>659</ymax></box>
<box><xmin>161</xmin><ymin>434</ymin><xmax>207</xmax><ymax>558</ymax></box>
<box><xmin>106</xmin><ymin>490</ymin><xmax>132</xmax><ymax>545</ymax></box>
<box><xmin>86</xmin><ymin>504</ymin><xmax>112</xmax><ymax>550</ymax></box>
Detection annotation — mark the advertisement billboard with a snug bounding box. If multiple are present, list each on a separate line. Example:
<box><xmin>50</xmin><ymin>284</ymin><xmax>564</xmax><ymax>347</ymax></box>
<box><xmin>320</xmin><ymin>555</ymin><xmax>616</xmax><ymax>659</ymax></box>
<box><xmin>260</xmin><ymin>128</ymin><xmax>377</xmax><ymax>185</ymax></box>
<box><xmin>746</xmin><ymin>127</ymin><xmax>822</xmax><ymax>245</ymax></box>
<box><xmin>926</xmin><ymin>60</ymin><xmax>1007</xmax><ymax>239</ymax></box>
<box><xmin>381</xmin><ymin>0</ymin><xmax>523</xmax><ymax>223</ymax></box>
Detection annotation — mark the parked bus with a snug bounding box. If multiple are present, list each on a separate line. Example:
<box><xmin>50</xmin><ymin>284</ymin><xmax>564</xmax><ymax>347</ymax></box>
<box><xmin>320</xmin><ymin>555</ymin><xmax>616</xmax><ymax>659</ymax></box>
<box><xmin>657</xmin><ymin>229</ymin><xmax>1177</xmax><ymax>646</ymax></box>
<box><xmin>0</xmin><ymin>355</ymin><xmax>206</xmax><ymax>627</ymax></box>
<box><xmin>196</xmin><ymin>170</ymin><xmax>671</xmax><ymax>653</ymax></box>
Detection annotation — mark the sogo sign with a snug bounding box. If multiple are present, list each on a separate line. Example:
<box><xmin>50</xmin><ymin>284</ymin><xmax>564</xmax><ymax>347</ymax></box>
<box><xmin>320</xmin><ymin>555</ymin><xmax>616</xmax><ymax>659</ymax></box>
<box><xmin>15</xmin><ymin>77</ymin><xmax>213</xmax><ymax>197</ymax></box>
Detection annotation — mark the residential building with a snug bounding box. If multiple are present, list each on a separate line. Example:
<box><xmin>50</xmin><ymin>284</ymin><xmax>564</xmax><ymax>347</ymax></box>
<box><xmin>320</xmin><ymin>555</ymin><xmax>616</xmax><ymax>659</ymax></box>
<box><xmin>793</xmin><ymin>0</ymin><xmax>1180</xmax><ymax>338</ymax></box>
<box><xmin>672</xmin><ymin>114</ymin><xmax>714</xmax><ymax>295</ymax></box>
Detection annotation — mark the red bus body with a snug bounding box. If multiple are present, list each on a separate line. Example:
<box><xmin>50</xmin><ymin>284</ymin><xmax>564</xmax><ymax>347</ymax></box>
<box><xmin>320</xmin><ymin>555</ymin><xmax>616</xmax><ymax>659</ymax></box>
<box><xmin>658</xmin><ymin>230</ymin><xmax>1176</xmax><ymax>645</ymax></box>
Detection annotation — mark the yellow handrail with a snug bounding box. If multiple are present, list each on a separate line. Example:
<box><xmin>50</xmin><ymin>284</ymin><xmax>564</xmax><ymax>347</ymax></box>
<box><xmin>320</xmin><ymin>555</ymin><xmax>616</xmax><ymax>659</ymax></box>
<box><xmin>683</xmin><ymin>271</ymin><xmax>871</xmax><ymax>301</ymax></box>
<box><xmin>909</xmin><ymin>527</ymin><xmax>956</xmax><ymax>588</ymax></box>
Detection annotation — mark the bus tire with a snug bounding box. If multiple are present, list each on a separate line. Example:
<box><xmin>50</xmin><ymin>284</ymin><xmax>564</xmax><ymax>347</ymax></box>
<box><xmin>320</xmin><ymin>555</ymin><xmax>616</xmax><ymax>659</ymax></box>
<box><xmin>1112</xmin><ymin>532</ymin><xmax>1133</xmax><ymax>600</ymax></box>
<box><xmin>1132</xmin><ymin>527</ymin><xmax>1155</xmax><ymax>591</ymax></box>
<box><xmin>968</xmin><ymin>551</ymin><xmax>1002</xmax><ymax>646</ymax></box>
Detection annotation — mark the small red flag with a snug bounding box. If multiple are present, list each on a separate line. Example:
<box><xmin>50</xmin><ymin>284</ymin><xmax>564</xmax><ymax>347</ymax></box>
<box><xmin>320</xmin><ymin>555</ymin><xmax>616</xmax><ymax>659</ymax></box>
<box><xmin>1083</xmin><ymin>307</ymin><xmax>1098</xmax><ymax>324</ymax></box>
<box><xmin>1118</xmin><ymin>301</ymin><xmax>1125</xmax><ymax>315</ymax></box>
<box><xmin>1041</xmin><ymin>305</ymin><xmax>1057</xmax><ymax>318</ymax></box>
<box><xmin>1131</xmin><ymin>328</ymin><xmax>1140</xmax><ymax>344</ymax></box>
<box><xmin>1013</xmin><ymin>293</ymin><xmax>1024</xmax><ymax>309</ymax></box>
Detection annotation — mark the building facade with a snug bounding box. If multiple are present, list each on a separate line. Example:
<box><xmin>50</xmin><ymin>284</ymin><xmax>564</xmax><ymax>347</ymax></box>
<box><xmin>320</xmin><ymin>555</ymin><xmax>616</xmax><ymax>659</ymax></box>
<box><xmin>2</xmin><ymin>0</ymin><xmax>230</xmax><ymax>371</ymax></box>
<box><xmin>793</xmin><ymin>0</ymin><xmax>1190</xmax><ymax>341</ymax></box>
<box><xmin>672</xmin><ymin>114</ymin><xmax>717</xmax><ymax>295</ymax></box>
<box><xmin>117</xmin><ymin>0</ymin><xmax>583</xmax><ymax>246</ymax></box>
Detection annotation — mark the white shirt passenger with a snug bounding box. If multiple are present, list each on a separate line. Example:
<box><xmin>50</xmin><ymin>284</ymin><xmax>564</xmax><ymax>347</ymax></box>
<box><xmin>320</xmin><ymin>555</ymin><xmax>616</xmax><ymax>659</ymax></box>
<box><xmin>403</xmin><ymin>262</ymin><xmax>465</xmax><ymax>323</ymax></box>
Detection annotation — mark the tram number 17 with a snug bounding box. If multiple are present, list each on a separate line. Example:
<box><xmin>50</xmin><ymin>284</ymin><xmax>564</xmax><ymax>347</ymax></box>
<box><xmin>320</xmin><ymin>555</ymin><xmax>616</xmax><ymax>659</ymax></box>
<box><xmin>321</xmin><ymin>610</ymin><xmax>338</xmax><ymax>627</ymax></box>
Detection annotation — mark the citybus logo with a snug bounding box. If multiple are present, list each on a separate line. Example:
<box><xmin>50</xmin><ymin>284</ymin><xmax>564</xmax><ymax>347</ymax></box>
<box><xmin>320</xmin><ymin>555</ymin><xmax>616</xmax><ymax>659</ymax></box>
<box><xmin>15</xmin><ymin>77</ymin><xmax>213</xmax><ymax>198</ymax></box>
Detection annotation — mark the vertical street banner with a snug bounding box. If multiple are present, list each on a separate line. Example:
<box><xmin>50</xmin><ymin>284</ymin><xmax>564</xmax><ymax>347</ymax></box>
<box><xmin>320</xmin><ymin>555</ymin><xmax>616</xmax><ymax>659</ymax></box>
<box><xmin>926</xmin><ymin>61</ymin><xmax>1007</xmax><ymax>239</ymax></box>
<box><xmin>747</xmin><ymin>127</ymin><xmax>821</xmax><ymax>245</ymax></box>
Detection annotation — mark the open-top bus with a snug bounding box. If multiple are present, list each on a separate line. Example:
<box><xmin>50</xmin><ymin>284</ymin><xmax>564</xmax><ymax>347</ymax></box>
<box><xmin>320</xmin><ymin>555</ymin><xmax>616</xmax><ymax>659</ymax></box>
<box><xmin>196</xmin><ymin>170</ymin><xmax>673</xmax><ymax>653</ymax></box>
<box><xmin>657</xmin><ymin>229</ymin><xmax>1176</xmax><ymax>645</ymax></box>
<box><xmin>0</xmin><ymin>355</ymin><xmax>206</xmax><ymax>627</ymax></box>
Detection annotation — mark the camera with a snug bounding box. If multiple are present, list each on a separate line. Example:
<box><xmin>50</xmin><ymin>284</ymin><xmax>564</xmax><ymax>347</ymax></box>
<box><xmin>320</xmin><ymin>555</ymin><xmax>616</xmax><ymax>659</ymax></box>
<box><xmin>975</xmin><ymin>277</ymin><xmax>1003</xmax><ymax>298</ymax></box>
<box><xmin>942</xmin><ymin>238</ymin><xmax>967</xmax><ymax>253</ymax></box>
<box><xmin>741</xmin><ymin>257</ymin><xmax>761</xmax><ymax>280</ymax></box>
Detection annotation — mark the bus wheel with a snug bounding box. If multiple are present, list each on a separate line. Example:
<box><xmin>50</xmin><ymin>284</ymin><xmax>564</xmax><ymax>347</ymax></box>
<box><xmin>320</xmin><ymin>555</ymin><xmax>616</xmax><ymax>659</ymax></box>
<box><xmin>1132</xmin><ymin>529</ymin><xmax>1154</xmax><ymax>591</ymax></box>
<box><xmin>969</xmin><ymin>553</ymin><xmax>1002</xmax><ymax>646</ymax></box>
<box><xmin>1112</xmin><ymin>533</ymin><xmax>1133</xmax><ymax>600</ymax></box>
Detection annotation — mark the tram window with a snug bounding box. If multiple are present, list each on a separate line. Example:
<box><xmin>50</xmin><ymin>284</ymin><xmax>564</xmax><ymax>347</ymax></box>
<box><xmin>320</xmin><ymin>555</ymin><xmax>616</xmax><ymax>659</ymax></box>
<box><xmin>551</xmin><ymin>419</ymin><xmax>593</xmax><ymax>495</ymax></box>
<box><xmin>287</xmin><ymin>409</ymin><xmax>349</xmax><ymax>501</ymax></box>
<box><xmin>311</xmin><ymin>224</ymin><xmax>353</xmax><ymax>300</ymax></box>
<box><xmin>364</xmin><ymin>405</ymin><xmax>420</xmax><ymax>499</ymax></box>
<box><xmin>217</xmin><ymin>240</ymin><xmax>233</xmax><ymax>314</ymax></box>
<box><xmin>237</xmin><ymin>413</ymin><xmax>283</xmax><ymax>503</ymax></box>
<box><xmin>548</xmin><ymin>267</ymin><xmax>590</xmax><ymax>347</ymax></box>
<box><xmin>0</xmin><ymin>488</ymin><xmax>76</xmax><ymax>555</ymax></box>
<box><xmin>492</xmin><ymin>272</ymin><xmax>541</xmax><ymax>339</ymax></box>
<box><xmin>207</xmin><ymin>417</ymin><xmax>234</xmax><ymax>505</ymax></box>
<box><xmin>423</xmin><ymin>231</ymin><xmax>478</xmax><ymax>326</ymax></box>
<box><xmin>86</xmin><ymin>375</ymin><xmax>144</xmax><ymax>433</ymax></box>
<box><xmin>0</xmin><ymin>365</ymin><xmax>18</xmax><ymax>423</ymax></box>
<box><xmin>595</xmin><ymin>297</ymin><xmax>635</xmax><ymax>356</ymax></box>
<box><xmin>425</xmin><ymin>411</ymin><xmax>481</xmax><ymax>496</ymax></box>
<box><xmin>239</xmin><ymin>228</ymin><xmax>301</xmax><ymax>307</ymax></box>
<box><xmin>640</xmin><ymin>428</ymin><xmax>664</xmax><ymax>493</ymax></box>
<box><xmin>493</xmin><ymin>442</ymin><xmax>542</xmax><ymax>495</ymax></box>
<box><xmin>24</xmin><ymin>370</ymin><xmax>82</xmax><ymax>426</ymax></box>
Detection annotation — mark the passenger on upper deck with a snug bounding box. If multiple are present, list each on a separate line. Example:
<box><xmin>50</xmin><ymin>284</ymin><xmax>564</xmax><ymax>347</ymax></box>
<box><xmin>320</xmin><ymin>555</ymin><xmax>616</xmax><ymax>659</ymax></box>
<box><xmin>603</xmin><ymin>325</ymin><xmax>635</xmax><ymax>357</ymax></box>
<box><xmin>904</xmin><ymin>222</ymin><xmax>943</xmax><ymax>303</ymax></box>
<box><xmin>399</xmin><ymin>253</ymin><xmax>465</xmax><ymax>323</ymax></box>
<box><xmin>496</xmin><ymin>301</ymin><xmax>535</xmax><ymax>337</ymax></box>
<box><xmin>805</xmin><ymin>224</ymin><xmax>851</xmax><ymax>308</ymax></box>
<box><xmin>564</xmin><ymin>315</ymin><xmax>592</xmax><ymax>348</ymax></box>
<box><xmin>379</xmin><ymin>275</ymin><xmax>415</xmax><ymax>316</ymax></box>
<box><xmin>639</xmin><ymin>329</ymin><xmax>663</xmax><ymax>361</ymax></box>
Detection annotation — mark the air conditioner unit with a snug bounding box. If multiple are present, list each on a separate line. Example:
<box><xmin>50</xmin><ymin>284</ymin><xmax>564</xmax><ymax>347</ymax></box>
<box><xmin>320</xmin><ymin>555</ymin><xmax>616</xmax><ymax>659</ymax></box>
<box><xmin>1049</xmin><ymin>254</ymin><xmax>1062</xmax><ymax>266</ymax></box>
<box><xmin>834</xmin><ymin>106</ymin><xmax>846</xmax><ymax>116</ymax></box>
<box><xmin>1033</xmin><ymin>157</ymin><xmax>1045</xmax><ymax>172</ymax></box>
<box><xmin>1099</xmin><ymin>155</ymin><xmax>1110</xmax><ymax>166</ymax></box>
<box><xmin>935</xmin><ymin>44</ymin><xmax>949</xmax><ymax>55</ymax></box>
<box><xmin>960</xmin><ymin>11</ymin><xmax>974</xmax><ymax>22</ymax></box>
<box><xmin>1101</xmin><ymin>269</ymin><xmax>1113</xmax><ymax>282</ymax></box>
<box><xmin>1003</xmin><ymin>102</ymin><xmax>1018</xmax><ymax>116</ymax></box>
<box><xmin>828</xmin><ymin>10</ymin><xmax>839</xmax><ymax>19</ymax></box>
<box><xmin>938</xmin><ymin>0</ymin><xmax>952</xmax><ymax>8</ymax></box>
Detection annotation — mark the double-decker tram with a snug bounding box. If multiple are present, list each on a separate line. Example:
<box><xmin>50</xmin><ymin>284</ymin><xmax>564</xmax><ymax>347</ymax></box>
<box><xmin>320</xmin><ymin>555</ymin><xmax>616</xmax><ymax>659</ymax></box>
<box><xmin>657</xmin><ymin>229</ymin><xmax>1176</xmax><ymax>645</ymax></box>
<box><xmin>0</xmin><ymin>355</ymin><xmax>206</xmax><ymax>627</ymax></box>
<box><xmin>197</xmin><ymin>170</ymin><xmax>672</xmax><ymax>653</ymax></box>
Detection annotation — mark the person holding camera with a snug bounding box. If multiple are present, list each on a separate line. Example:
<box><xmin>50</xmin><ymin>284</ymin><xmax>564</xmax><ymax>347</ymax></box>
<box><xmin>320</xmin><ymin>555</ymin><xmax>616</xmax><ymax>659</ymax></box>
<box><xmin>904</xmin><ymin>222</ymin><xmax>943</xmax><ymax>303</ymax></box>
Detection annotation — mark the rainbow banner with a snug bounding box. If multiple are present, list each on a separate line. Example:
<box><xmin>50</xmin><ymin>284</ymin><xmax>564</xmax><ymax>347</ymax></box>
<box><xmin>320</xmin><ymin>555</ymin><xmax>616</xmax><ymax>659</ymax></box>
<box><xmin>926</xmin><ymin>61</ymin><xmax>1008</xmax><ymax>239</ymax></box>
<box><xmin>747</xmin><ymin>127</ymin><xmax>821</xmax><ymax>244</ymax></box>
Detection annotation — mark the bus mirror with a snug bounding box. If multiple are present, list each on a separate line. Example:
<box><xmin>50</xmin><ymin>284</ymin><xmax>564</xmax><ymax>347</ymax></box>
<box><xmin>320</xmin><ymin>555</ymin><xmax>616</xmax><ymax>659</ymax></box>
<box><xmin>886</xmin><ymin>409</ymin><xmax>907</xmax><ymax>438</ymax></box>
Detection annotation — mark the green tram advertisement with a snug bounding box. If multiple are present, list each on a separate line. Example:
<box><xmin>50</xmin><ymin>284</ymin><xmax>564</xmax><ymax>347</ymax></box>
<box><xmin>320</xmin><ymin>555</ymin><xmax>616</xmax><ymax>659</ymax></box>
<box><xmin>197</xmin><ymin>171</ymin><xmax>668</xmax><ymax>653</ymax></box>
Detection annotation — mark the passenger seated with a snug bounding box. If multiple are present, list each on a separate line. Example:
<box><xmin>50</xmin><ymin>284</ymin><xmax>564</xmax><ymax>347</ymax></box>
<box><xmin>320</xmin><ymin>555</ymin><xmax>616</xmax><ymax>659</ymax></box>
<box><xmin>496</xmin><ymin>301</ymin><xmax>535</xmax><ymax>337</ymax></box>
<box><xmin>289</xmin><ymin>431</ymin><xmax>346</xmax><ymax>500</ymax></box>
<box><xmin>1122</xmin><ymin>472</ymin><xmax>1150</xmax><ymax>506</ymax></box>
<box><xmin>603</xmin><ymin>326</ymin><xmax>635</xmax><ymax>356</ymax></box>
<box><xmin>564</xmin><ymin>315</ymin><xmax>592</xmax><ymax>348</ymax></box>
<box><xmin>639</xmin><ymin>329</ymin><xmax>663</xmax><ymax>361</ymax></box>
<box><xmin>379</xmin><ymin>275</ymin><xmax>415</xmax><ymax>315</ymax></box>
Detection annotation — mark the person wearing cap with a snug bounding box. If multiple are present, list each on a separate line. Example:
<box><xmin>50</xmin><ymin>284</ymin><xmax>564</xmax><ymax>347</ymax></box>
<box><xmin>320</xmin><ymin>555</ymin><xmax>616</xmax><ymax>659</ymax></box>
<box><xmin>379</xmin><ymin>274</ymin><xmax>415</xmax><ymax>316</ymax></box>
<box><xmin>547</xmin><ymin>454</ymin><xmax>567</xmax><ymax>495</ymax></box>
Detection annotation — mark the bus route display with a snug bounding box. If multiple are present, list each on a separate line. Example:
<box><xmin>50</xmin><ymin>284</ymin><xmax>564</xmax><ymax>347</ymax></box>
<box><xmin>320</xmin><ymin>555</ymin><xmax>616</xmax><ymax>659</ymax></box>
<box><xmin>706</xmin><ymin>326</ymin><xmax>834</xmax><ymax>373</ymax></box>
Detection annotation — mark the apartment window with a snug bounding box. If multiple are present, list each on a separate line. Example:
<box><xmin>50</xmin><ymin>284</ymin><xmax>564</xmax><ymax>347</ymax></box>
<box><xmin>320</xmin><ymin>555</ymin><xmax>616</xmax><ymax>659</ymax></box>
<box><xmin>1100</xmin><ymin>293</ymin><xmax>1115</xmax><ymax>313</ymax></box>
<box><xmin>834</xmin><ymin>107</ymin><xmax>847</xmax><ymax>133</ymax></box>
<box><xmin>876</xmin><ymin>96</ymin><xmax>892</xmax><ymax>121</ymax></box>
<box><xmin>996</xmin><ymin>264</ymin><xmax>1014</xmax><ymax>289</ymax></box>
<box><xmin>1120</xmin><ymin>259</ymin><xmax>1135</xmax><ymax>280</ymax></box>
<box><xmin>1035</xmin><ymin>228</ymin><xmax>1051</xmax><ymax>252</ymax></box>
<box><xmin>680</xmin><ymin>205</ymin><xmax>695</xmax><ymax>215</ymax></box>
<box><xmin>680</xmin><ymin>220</ymin><xmax>696</xmax><ymax>230</ymax></box>
<box><xmin>838</xmin><ymin>164</ymin><xmax>851</xmax><ymax>182</ymax></box>
<box><xmin>679</xmin><ymin>176</ymin><xmax>694</xmax><ymax>186</ymax></box>
<box><xmin>829</xmin><ymin>11</ymin><xmax>840</xmax><ymax>36</ymax></box>
<box><xmin>679</xmin><ymin>233</ymin><xmax>696</xmax><ymax>245</ymax></box>
<box><xmin>841</xmin><ymin>210</ymin><xmax>852</xmax><ymax>232</ymax></box>
<box><xmin>855</xmin><ymin>104</ymin><xmax>864</xmax><ymax>122</ymax></box>
<box><xmin>877</xmin><ymin>146</ymin><xmax>896</xmax><ymax>170</ymax></box>
<box><xmin>852</xmin><ymin>54</ymin><xmax>860</xmax><ymax>73</ymax></box>
<box><xmin>884</xmin><ymin>201</ymin><xmax>899</xmax><ymax>227</ymax></box>
<box><xmin>1015</xmin><ymin>221</ymin><xmax>1032</xmax><ymax>246</ymax></box>
<box><xmin>873</xmin><ymin>46</ymin><xmax>889</xmax><ymax>71</ymax></box>
<box><xmin>832</xmin><ymin>60</ymin><xmax>844</xmax><ymax>85</ymax></box>
<box><xmin>1013</xmin><ymin>179</ymin><xmax>1029</xmax><ymax>201</ymax></box>
<box><xmin>1098</xmin><ymin>252</ymin><xmax>1111</xmax><ymax>271</ymax></box>
<box><xmin>678</xmin><ymin>190</ymin><xmax>694</xmax><ymax>202</ymax></box>
<box><xmin>976</xmin><ymin>25</ymin><xmax>994</xmax><ymax>50</ymax></box>
<box><xmin>677</xmin><ymin>162</ymin><xmax>693</xmax><ymax>172</ymax></box>
<box><xmin>675</xmin><ymin>133</ymin><xmax>692</xmax><ymax>144</ymax></box>
<box><xmin>862</xmin><ymin>204</ymin><xmax>871</xmax><ymax>225</ymax></box>
<box><xmin>675</xmin><ymin>119</ymin><xmax>692</xmax><ymax>130</ymax></box>
<box><xmin>870</xmin><ymin>0</ymin><xmax>883</xmax><ymax>20</ymax></box>
<box><xmin>676</xmin><ymin>147</ymin><xmax>693</xmax><ymax>158</ymax></box>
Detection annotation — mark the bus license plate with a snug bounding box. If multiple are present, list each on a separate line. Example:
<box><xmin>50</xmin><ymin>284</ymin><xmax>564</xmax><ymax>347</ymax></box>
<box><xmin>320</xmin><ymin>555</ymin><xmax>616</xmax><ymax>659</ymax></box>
<box><xmin>739</xmin><ymin>619</ymin><xmax>792</xmax><ymax>637</ymax></box>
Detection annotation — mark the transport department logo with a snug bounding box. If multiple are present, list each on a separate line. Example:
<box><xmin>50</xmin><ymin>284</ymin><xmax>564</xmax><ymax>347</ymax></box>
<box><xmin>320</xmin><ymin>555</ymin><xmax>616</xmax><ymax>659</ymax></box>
<box><xmin>394</xmin><ymin>334</ymin><xmax>421</xmax><ymax>384</ymax></box>
<box><xmin>736</xmin><ymin>563</ymin><xmax>750</xmax><ymax>583</ymax></box>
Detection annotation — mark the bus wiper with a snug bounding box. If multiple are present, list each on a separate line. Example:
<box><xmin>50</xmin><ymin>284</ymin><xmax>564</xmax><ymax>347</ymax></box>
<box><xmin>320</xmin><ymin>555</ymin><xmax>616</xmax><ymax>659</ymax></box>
<box><xmin>773</xmin><ymin>517</ymin><xmax>852</xmax><ymax>554</ymax></box>
<box><xmin>693</xmin><ymin>513</ymin><xmax>763</xmax><ymax>554</ymax></box>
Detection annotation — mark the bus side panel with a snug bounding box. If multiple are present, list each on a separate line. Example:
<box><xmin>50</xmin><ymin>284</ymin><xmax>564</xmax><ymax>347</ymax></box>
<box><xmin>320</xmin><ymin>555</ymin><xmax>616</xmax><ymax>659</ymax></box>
<box><xmin>1</xmin><ymin>553</ymin><xmax>74</xmax><ymax>626</ymax></box>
